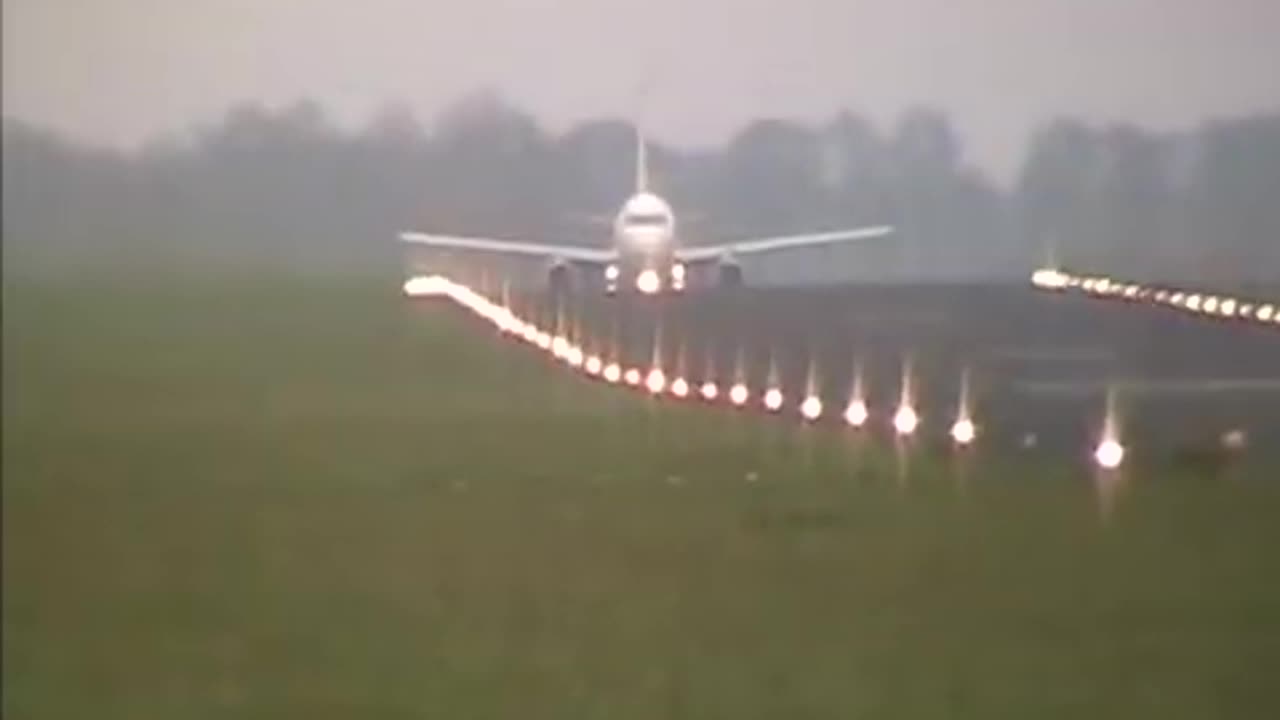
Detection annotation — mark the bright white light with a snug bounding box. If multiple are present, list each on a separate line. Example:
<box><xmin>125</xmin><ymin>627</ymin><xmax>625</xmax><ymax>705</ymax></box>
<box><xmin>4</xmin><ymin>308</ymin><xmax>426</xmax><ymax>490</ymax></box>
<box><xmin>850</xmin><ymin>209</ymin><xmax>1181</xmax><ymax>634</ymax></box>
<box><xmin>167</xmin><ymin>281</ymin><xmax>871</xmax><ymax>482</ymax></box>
<box><xmin>1186</xmin><ymin>294</ymin><xmax>1202</xmax><ymax>312</ymax></box>
<box><xmin>645</xmin><ymin>368</ymin><xmax>667</xmax><ymax>394</ymax></box>
<box><xmin>1239</xmin><ymin>303</ymin><xmax>1254</xmax><ymax>318</ymax></box>
<box><xmin>1082</xmin><ymin>278</ymin><xmax>1097</xmax><ymax>293</ymax></box>
<box><xmin>584</xmin><ymin>356</ymin><xmax>603</xmax><ymax>375</ymax></box>
<box><xmin>605</xmin><ymin>264</ymin><xmax>620</xmax><ymax>281</ymax></box>
<box><xmin>566</xmin><ymin>346</ymin><xmax>584</xmax><ymax>368</ymax></box>
<box><xmin>603</xmin><ymin>363</ymin><xmax>622</xmax><ymax>384</ymax></box>
<box><xmin>636</xmin><ymin>270</ymin><xmax>661</xmax><ymax>295</ymax></box>
<box><xmin>700</xmin><ymin>382</ymin><xmax>719</xmax><ymax>401</ymax></box>
<box><xmin>951</xmin><ymin>418</ymin><xmax>976</xmax><ymax>446</ymax></box>
<box><xmin>1203</xmin><ymin>296</ymin><xmax>1219</xmax><ymax>314</ymax></box>
<box><xmin>670</xmin><ymin>377</ymin><xmax>689</xmax><ymax>398</ymax></box>
<box><xmin>763</xmin><ymin>388</ymin><xmax>784</xmax><ymax>412</ymax></box>
<box><xmin>1031</xmin><ymin>268</ymin><xmax>1069</xmax><ymax>289</ymax></box>
<box><xmin>1094</xmin><ymin>438</ymin><xmax>1125</xmax><ymax>469</ymax></box>
<box><xmin>1171</xmin><ymin>292</ymin><xmax>1185</xmax><ymax>306</ymax></box>
<box><xmin>844</xmin><ymin>399</ymin><xmax>868</xmax><ymax>427</ymax></box>
<box><xmin>800</xmin><ymin>395</ymin><xmax>823</xmax><ymax>421</ymax></box>
<box><xmin>1220</xmin><ymin>298</ymin><xmax>1237</xmax><ymax>317</ymax></box>
<box><xmin>551</xmin><ymin>336</ymin><xmax>568</xmax><ymax>358</ymax></box>
<box><xmin>1222</xmin><ymin>429</ymin><xmax>1248</xmax><ymax>451</ymax></box>
<box><xmin>1154</xmin><ymin>290</ymin><xmax>1170</xmax><ymax>303</ymax></box>
<box><xmin>893</xmin><ymin>405</ymin><xmax>919</xmax><ymax>436</ymax></box>
<box><xmin>729</xmin><ymin>383</ymin><xmax>749</xmax><ymax>406</ymax></box>
<box><xmin>402</xmin><ymin>275</ymin><xmax>451</xmax><ymax>297</ymax></box>
<box><xmin>624</xmin><ymin>368</ymin><xmax>642</xmax><ymax>386</ymax></box>
<box><xmin>494</xmin><ymin>311</ymin><xmax>517</xmax><ymax>333</ymax></box>
<box><xmin>535</xmin><ymin>332</ymin><xmax>553</xmax><ymax>351</ymax></box>
<box><xmin>1123</xmin><ymin>285</ymin><xmax>1140</xmax><ymax>299</ymax></box>
<box><xmin>1259</xmin><ymin>305</ymin><xmax>1275</xmax><ymax>322</ymax></box>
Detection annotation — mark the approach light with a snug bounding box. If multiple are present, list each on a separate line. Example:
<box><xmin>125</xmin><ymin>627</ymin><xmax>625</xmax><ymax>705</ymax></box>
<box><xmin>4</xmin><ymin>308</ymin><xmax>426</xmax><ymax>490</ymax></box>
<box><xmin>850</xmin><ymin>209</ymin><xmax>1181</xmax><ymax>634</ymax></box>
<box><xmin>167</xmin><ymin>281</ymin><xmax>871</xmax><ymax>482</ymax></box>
<box><xmin>603</xmin><ymin>363</ymin><xmax>622</xmax><ymax>384</ymax></box>
<box><xmin>402</xmin><ymin>275</ymin><xmax>451</xmax><ymax>297</ymax></box>
<box><xmin>844</xmin><ymin>399</ymin><xmax>869</xmax><ymax>428</ymax></box>
<box><xmin>700</xmin><ymin>381</ymin><xmax>719</xmax><ymax>401</ymax></box>
<box><xmin>951</xmin><ymin>418</ymin><xmax>976</xmax><ymax>446</ymax></box>
<box><xmin>1094</xmin><ymin>438</ymin><xmax>1125</xmax><ymax>470</ymax></box>
<box><xmin>729</xmin><ymin>383</ymin><xmax>749</xmax><ymax>407</ymax></box>
<box><xmin>624</xmin><ymin>368</ymin><xmax>642</xmax><ymax>386</ymax></box>
<box><xmin>800</xmin><ymin>395</ymin><xmax>823</xmax><ymax>421</ymax></box>
<box><xmin>566</xmin><ymin>346</ymin><xmax>584</xmax><ymax>368</ymax></box>
<box><xmin>763</xmin><ymin>388</ymin><xmax>784</xmax><ymax>412</ymax></box>
<box><xmin>584</xmin><ymin>356</ymin><xmax>603</xmax><ymax>375</ymax></box>
<box><xmin>893</xmin><ymin>405</ymin><xmax>919</xmax><ymax>436</ymax></box>
<box><xmin>670</xmin><ymin>377</ymin><xmax>690</xmax><ymax>398</ymax></box>
<box><xmin>645</xmin><ymin>368</ymin><xmax>667</xmax><ymax>394</ymax></box>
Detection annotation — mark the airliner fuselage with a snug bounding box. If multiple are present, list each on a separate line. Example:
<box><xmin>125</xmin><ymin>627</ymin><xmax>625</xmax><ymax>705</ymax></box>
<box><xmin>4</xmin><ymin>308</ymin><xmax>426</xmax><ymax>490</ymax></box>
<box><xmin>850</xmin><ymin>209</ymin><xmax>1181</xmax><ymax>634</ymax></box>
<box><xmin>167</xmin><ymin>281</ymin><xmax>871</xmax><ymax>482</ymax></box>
<box><xmin>608</xmin><ymin>191</ymin><xmax>682</xmax><ymax>293</ymax></box>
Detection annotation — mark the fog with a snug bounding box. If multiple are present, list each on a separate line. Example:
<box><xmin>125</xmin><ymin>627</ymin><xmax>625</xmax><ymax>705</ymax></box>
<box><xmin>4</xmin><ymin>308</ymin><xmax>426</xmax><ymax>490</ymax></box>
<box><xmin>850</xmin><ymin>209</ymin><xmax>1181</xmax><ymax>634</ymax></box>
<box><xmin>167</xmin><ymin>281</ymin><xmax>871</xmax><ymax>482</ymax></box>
<box><xmin>4</xmin><ymin>95</ymin><xmax>1279</xmax><ymax>287</ymax></box>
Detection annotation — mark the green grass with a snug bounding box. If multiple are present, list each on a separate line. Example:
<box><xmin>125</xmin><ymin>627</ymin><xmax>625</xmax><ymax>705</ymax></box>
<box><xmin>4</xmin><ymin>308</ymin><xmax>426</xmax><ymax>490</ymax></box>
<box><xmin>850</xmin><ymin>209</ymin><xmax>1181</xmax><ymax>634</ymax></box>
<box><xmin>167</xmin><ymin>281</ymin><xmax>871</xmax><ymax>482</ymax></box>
<box><xmin>4</xmin><ymin>275</ymin><xmax>1279</xmax><ymax>719</ymax></box>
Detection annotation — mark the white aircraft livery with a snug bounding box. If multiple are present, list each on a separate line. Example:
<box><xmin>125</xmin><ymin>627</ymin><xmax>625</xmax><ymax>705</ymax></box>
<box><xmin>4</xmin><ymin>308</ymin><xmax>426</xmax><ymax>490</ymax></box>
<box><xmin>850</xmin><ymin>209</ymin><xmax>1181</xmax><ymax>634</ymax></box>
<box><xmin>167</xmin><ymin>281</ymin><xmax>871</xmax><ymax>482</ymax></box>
<box><xmin>399</xmin><ymin>127</ymin><xmax>894</xmax><ymax>295</ymax></box>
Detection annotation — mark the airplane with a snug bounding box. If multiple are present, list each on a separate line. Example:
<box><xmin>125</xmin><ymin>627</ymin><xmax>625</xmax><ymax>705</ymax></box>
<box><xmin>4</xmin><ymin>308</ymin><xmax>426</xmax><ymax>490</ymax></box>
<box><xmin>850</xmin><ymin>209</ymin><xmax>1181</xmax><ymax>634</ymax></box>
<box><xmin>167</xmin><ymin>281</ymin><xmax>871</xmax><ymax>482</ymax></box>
<box><xmin>399</xmin><ymin>126</ymin><xmax>895</xmax><ymax>295</ymax></box>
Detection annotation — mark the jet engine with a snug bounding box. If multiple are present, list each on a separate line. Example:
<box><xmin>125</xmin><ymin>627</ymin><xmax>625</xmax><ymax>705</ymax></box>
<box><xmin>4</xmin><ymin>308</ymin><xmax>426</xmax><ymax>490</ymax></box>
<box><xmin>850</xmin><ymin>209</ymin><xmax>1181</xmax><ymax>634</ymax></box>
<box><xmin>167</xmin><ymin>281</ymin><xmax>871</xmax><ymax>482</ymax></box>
<box><xmin>716</xmin><ymin>257</ymin><xmax>744</xmax><ymax>289</ymax></box>
<box><xmin>547</xmin><ymin>258</ymin><xmax>572</xmax><ymax>296</ymax></box>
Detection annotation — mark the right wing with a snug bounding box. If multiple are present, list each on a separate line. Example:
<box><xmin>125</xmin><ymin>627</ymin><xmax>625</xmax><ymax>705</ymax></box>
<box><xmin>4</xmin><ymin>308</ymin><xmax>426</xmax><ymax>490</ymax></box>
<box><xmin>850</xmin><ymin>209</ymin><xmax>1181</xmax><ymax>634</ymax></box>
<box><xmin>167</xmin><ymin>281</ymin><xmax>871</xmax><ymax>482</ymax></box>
<box><xmin>676</xmin><ymin>225</ymin><xmax>894</xmax><ymax>263</ymax></box>
<box><xmin>399</xmin><ymin>232</ymin><xmax>617</xmax><ymax>264</ymax></box>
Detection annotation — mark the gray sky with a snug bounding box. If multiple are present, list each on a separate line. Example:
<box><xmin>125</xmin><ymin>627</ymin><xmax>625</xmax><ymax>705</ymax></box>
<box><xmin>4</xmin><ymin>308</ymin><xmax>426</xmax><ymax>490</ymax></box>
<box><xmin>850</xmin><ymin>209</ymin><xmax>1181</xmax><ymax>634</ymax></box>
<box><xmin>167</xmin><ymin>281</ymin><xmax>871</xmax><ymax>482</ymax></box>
<box><xmin>4</xmin><ymin>0</ymin><xmax>1278</xmax><ymax>181</ymax></box>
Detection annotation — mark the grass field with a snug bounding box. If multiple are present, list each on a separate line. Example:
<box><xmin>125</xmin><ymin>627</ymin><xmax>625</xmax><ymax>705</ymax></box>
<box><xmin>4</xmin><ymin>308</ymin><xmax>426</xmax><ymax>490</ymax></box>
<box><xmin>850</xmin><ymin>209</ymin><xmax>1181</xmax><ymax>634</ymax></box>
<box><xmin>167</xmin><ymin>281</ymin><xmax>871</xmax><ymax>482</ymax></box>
<box><xmin>4</xmin><ymin>275</ymin><xmax>1279</xmax><ymax>719</ymax></box>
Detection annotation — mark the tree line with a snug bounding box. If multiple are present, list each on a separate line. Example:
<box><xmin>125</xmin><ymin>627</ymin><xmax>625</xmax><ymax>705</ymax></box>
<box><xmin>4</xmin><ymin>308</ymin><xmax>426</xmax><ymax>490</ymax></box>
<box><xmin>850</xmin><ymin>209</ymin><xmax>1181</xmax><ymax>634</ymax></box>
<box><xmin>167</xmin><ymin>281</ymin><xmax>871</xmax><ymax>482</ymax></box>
<box><xmin>4</xmin><ymin>92</ymin><xmax>1278</xmax><ymax>287</ymax></box>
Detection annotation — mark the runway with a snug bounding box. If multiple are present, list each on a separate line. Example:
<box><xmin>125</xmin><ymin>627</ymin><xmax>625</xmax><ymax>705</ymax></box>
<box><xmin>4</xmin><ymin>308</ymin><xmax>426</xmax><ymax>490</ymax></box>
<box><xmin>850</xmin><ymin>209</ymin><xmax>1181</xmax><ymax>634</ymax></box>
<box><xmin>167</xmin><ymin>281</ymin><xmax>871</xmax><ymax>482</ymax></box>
<box><xmin>424</xmin><ymin>276</ymin><xmax>1280</xmax><ymax>459</ymax></box>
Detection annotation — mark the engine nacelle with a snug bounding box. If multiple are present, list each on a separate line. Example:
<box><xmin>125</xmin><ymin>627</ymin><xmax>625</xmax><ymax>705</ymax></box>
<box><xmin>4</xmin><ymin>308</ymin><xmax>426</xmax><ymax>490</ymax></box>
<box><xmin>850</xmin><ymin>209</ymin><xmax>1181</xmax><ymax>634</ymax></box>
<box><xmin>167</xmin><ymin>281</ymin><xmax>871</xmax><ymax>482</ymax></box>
<box><xmin>546</xmin><ymin>258</ymin><xmax>572</xmax><ymax>296</ymax></box>
<box><xmin>716</xmin><ymin>257</ymin><xmax>744</xmax><ymax>289</ymax></box>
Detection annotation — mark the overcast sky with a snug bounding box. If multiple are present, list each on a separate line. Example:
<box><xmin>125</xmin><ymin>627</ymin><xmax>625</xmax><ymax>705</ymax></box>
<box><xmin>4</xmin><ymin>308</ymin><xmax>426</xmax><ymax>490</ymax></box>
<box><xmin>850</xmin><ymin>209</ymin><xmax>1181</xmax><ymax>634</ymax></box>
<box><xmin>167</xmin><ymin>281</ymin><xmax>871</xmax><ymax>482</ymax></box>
<box><xmin>4</xmin><ymin>0</ymin><xmax>1278</xmax><ymax>181</ymax></box>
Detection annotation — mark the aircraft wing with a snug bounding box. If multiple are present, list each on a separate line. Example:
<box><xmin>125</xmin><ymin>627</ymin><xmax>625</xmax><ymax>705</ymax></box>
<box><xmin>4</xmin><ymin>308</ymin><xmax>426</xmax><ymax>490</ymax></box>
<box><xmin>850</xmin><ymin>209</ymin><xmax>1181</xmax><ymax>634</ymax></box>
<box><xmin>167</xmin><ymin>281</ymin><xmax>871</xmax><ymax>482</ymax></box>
<box><xmin>399</xmin><ymin>232</ymin><xmax>617</xmax><ymax>264</ymax></box>
<box><xmin>676</xmin><ymin>225</ymin><xmax>895</xmax><ymax>263</ymax></box>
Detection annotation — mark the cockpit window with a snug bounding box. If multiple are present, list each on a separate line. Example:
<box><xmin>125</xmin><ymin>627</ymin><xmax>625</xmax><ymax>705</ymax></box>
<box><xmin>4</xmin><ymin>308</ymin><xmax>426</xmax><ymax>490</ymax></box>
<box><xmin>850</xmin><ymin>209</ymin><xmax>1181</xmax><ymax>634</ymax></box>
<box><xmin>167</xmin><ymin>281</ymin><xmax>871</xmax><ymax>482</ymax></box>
<box><xmin>626</xmin><ymin>213</ymin><xmax>668</xmax><ymax>227</ymax></box>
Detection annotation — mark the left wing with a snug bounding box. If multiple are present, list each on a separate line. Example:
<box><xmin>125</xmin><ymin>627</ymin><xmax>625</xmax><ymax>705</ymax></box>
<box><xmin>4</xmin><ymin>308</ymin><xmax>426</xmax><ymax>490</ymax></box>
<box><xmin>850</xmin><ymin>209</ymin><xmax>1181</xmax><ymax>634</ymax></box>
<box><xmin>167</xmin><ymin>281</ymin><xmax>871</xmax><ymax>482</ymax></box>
<box><xmin>676</xmin><ymin>225</ymin><xmax>894</xmax><ymax>264</ymax></box>
<box><xmin>400</xmin><ymin>232</ymin><xmax>617</xmax><ymax>264</ymax></box>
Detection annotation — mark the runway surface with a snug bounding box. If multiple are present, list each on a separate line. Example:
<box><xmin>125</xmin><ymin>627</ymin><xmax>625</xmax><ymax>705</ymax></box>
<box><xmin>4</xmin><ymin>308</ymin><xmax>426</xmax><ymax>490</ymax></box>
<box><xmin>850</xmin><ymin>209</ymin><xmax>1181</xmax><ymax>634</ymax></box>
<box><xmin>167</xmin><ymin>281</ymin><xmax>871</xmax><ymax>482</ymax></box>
<box><xmin>502</xmin><ymin>283</ymin><xmax>1280</xmax><ymax>457</ymax></box>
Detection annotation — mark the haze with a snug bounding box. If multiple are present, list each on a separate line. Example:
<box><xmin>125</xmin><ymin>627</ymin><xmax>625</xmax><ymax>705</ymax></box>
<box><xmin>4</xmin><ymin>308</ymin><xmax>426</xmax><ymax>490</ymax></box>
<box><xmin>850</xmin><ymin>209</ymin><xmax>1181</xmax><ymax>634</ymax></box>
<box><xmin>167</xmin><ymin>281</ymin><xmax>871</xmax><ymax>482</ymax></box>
<box><xmin>5</xmin><ymin>0</ymin><xmax>1278</xmax><ymax>182</ymax></box>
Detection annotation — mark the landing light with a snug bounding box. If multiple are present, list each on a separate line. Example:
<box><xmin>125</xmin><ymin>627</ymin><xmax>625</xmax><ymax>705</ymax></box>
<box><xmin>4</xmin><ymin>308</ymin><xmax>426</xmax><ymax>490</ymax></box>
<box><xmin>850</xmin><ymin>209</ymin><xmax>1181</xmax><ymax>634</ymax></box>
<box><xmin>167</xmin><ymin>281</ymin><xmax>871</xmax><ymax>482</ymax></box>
<box><xmin>566</xmin><ymin>346</ymin><xmax>584</xmax><ymax>368</ymax></box>
<box><xmin>729</xmin><ymin>383</ymin><xmax>749</xmax><ymax>407</ymax></box>
<box><xmin>624</xmin><ymin>368</ymin><xmax>642</xmax><ymax>386</ymax></box>
<box><xmin>670</xmin><ymin>378</ymin><xmax>690</xmax><ymax>398</ymax></box>
<box><xmin>605</xmin><ymin>264</ymin><xmax>620</xmax><ymax>281</ymax></box>
<box><xmin>585</xmin><ymin>356</ymin><xmax>603</xmax><ymax>375</ymax></box>
<box><xmin>700</xmin><ymin>382</ymin><xmax>719</xmax><ymax>401</ymax></box>
<box><xmin>636</xmin><ymin>269</ymin><xmax>662</xmax><ymax>295</ymax></box>
<box><xmin>951</xmin><ymin>418</ymin><xmax>976</xmax><ymax>446</ymax></box>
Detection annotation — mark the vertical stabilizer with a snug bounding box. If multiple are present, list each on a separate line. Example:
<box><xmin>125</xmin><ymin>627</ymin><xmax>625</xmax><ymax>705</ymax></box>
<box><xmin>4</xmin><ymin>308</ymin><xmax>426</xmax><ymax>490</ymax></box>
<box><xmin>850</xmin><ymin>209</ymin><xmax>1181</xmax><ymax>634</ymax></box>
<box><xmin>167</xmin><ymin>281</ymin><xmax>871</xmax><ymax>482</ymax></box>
<box><xmin>634</xmin><ymin>124</ymin><xmax>649</xmax><ymax>194</ymax></box>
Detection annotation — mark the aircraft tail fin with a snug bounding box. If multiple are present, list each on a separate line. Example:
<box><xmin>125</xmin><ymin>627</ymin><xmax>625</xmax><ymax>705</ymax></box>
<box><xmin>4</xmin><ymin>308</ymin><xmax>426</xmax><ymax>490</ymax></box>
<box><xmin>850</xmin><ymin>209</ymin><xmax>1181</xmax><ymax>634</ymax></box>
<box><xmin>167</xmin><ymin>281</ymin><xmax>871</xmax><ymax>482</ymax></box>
<box><xmin>634</xmin><ymin>125</ymin><xmax>649</xmax><ymax>194</ymax></box>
